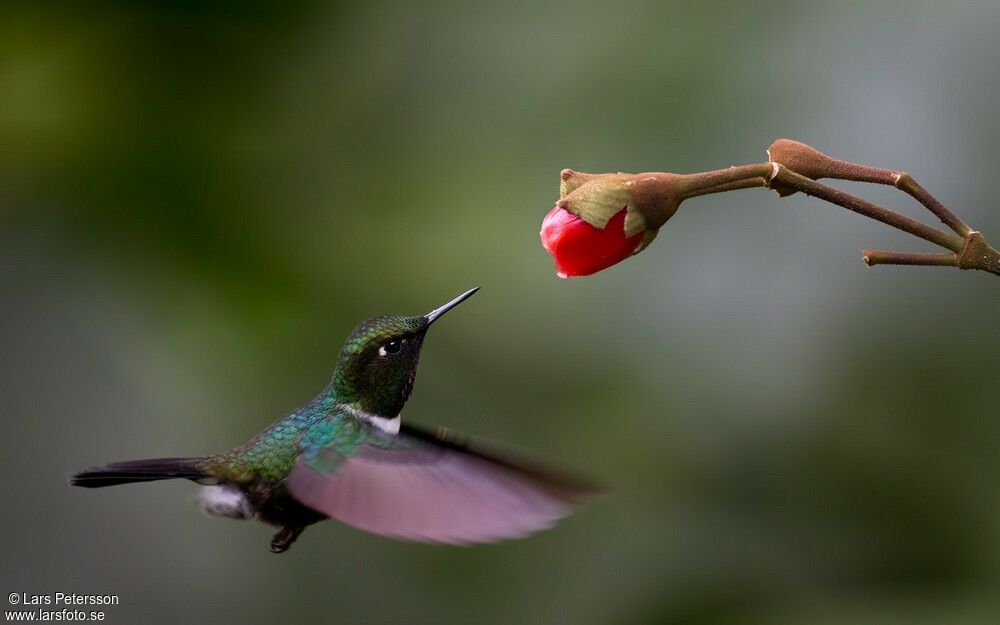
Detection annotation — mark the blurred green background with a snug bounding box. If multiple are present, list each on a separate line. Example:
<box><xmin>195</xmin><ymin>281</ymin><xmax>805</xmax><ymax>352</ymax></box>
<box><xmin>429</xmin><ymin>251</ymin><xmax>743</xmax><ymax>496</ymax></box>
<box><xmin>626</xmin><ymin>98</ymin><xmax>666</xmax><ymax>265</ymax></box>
<box><xmin>3</xmin><ymin>1</ymin><xmax>1000</xmax><ymax>623</ymax></box>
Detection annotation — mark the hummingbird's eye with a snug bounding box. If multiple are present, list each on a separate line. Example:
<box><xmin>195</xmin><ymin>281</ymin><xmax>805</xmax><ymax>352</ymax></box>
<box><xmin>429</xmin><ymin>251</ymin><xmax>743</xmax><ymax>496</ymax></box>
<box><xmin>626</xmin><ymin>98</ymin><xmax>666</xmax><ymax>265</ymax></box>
<box><xmin>378</xmin><ymin>339</ymin><xmax>404</xmax><ymax>357</ymax></box>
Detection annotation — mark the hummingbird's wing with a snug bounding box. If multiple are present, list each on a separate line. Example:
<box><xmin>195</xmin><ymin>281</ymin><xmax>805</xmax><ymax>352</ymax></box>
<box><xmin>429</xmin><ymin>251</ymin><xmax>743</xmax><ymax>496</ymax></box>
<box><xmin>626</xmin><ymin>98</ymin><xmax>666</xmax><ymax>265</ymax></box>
<box><xmin>287</xmin><ymin>421</ymin><xmax>602</xmax><ymax>545</ymax></box>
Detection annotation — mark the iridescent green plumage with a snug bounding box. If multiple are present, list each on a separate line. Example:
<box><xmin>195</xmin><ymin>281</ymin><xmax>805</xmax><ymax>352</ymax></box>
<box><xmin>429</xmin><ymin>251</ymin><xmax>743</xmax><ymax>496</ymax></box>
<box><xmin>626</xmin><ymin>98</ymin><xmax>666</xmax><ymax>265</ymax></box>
<box><xmin>191</xmin><ymin>313</ymin><xmax>433</xmax><ymax>550</ymax></box>
<box><xmin>72</xmin><ymin>288</ymin><xmax>600</xmax><ymax>552</ymax></box>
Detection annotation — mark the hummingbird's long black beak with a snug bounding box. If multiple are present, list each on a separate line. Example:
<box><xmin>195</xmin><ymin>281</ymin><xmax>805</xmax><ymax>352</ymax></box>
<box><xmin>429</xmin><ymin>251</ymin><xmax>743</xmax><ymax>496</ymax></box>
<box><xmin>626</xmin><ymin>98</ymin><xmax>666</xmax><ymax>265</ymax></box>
<box><xmin>425</xmin><ymin>287</ymin><xmax>479</xmax><ymax>325</ymax></box>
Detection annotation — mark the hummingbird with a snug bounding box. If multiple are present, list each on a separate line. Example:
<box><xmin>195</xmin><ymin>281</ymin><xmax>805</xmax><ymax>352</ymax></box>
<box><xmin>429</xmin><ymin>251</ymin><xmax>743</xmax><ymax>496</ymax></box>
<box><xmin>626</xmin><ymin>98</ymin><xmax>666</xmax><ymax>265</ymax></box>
<box><xmin>71</xmin><ymin>288</ymin><xmax>600</xmax><ymax>553</ymax></box>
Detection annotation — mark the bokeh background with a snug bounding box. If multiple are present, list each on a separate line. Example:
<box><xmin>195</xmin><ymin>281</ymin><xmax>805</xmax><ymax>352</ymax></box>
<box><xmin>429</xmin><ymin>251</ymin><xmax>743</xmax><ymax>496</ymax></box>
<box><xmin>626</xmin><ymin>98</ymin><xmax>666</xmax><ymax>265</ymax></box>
<box><xmin>3</xmin><ymin>1</ymin><xmax>1000</xmax><ymax>623</ymax></box>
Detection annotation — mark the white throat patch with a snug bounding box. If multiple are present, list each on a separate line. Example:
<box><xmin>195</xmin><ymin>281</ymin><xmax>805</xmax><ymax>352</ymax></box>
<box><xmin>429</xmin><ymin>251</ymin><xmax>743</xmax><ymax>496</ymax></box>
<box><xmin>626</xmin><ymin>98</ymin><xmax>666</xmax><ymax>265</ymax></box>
<box><xmin>366</xmin><ymin>414</ymin><xmax>401</xmax><ymax>435</ymax></box>
<box><xmin>343</xmin><ymin>404</ymin><xmax>401</xmax><ymax>435</ymax></box>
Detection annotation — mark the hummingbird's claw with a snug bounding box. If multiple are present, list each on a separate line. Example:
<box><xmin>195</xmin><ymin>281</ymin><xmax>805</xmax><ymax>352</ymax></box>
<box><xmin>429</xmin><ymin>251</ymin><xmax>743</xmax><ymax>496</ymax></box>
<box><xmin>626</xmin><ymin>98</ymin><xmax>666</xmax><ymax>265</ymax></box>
<box><xmin>269</xmin><ymin>526</ymin><xmax>304</xmax><ymax>554</ymax></box>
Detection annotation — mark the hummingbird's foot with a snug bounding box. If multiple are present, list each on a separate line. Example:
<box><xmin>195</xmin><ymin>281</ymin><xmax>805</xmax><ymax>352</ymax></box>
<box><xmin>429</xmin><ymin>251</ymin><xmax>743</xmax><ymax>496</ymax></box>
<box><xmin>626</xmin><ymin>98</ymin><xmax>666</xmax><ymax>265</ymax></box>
<box><xmin>270</xmin><ymin>526</ymin><xmax>304</xmax><ymax>554</ymax></box>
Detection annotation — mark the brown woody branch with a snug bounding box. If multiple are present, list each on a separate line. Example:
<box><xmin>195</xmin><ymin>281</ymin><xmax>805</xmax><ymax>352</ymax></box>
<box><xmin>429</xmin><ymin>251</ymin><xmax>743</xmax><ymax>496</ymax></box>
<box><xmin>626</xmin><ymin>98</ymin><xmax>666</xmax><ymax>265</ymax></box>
<box><xmin>673</xmin><ymin>140</ymin><xmax>999</xmax><ymax>277</ymax></box>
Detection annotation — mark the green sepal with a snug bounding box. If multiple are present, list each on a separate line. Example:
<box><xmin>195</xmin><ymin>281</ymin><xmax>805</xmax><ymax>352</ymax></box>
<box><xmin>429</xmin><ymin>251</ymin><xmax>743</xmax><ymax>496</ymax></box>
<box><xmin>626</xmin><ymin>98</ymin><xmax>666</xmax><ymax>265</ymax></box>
<box><xmin>623</xmin><ymin>204</ymin><xmax>647</xmax><ymax>237</ymax></box>
<box><xmin>559</xmin><ymin>177</ymin><xmax>631</xmax><ymax>229</ymax></box>
<box><xmin>559</xmin><ymin>169</ymin><xmax>598</xmax><ymax>197</ymax></box>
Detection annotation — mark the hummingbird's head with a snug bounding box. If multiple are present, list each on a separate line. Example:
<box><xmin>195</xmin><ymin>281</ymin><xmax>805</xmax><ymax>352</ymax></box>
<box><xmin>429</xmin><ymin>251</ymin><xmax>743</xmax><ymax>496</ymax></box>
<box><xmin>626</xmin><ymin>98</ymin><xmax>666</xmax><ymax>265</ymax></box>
<box><xmin>331</xmin><ymin>288</ymin><xmax>479</xmax><ymax>418</ymax></box>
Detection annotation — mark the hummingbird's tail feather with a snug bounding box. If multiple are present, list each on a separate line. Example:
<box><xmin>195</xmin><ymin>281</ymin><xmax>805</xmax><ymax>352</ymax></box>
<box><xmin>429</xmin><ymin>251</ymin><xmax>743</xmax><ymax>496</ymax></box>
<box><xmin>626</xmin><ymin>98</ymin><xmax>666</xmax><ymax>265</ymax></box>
<box><xmin>70</xmin><ymin>457</ymin><xmax>208</xmax><ymax>488</ymax></box>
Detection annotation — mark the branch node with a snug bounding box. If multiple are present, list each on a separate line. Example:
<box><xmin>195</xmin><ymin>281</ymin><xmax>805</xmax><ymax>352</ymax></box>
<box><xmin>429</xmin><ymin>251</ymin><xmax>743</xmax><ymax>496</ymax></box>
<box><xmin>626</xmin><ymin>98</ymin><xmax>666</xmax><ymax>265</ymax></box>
<box><xmin>956</xmin><ymin>231</ymin><xmax>1000</xmax><ymax>275</ymax></box>
<box><xmin>768</xmin><ymin>162</ymin><xmax>780</xmax><ymax>182</ymax></box>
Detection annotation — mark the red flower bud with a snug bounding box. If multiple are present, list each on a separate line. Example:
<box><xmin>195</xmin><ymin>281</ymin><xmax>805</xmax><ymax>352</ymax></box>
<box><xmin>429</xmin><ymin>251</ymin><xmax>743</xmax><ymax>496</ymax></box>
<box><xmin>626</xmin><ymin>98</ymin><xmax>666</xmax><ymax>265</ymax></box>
<box><xmin>540</xmin><ymin>205</ymin><xmax>642</xmax><ymax>278</ymax></box>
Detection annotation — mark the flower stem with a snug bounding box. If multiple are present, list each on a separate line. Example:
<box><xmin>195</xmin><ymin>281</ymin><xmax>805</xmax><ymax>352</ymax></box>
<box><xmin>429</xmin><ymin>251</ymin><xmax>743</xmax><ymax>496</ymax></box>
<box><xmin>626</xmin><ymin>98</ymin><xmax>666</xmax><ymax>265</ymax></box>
<box><xmin>862</xmin><ymin>250</ymin><xmax>958</xmax><ymax>268</ymax></box>
<box><xmin>685</xmin><ymin>176</ymin><xmax>769</xmax><ymax>198</ymax></box>
<box><xmin>861</xmin><ymin>236</ymin><xmax>1000</xmax><ymax>276</ymax></box>
<box><xmin>677</xmin><ymin>163</ymin><xmax>775</xmax><ymax>199</ymax></box>
<box><xmin>894</xmin><ymin>174</ymin><xmax>972</xmax><ymax>238</ymax></box>
<box><xmin>778</xmin><ymin>145</ymin><xmax>973</xmax><ymax>237</ymax></box>
<box><xmin>770</xmin><ymin>166</ymin><xmax>966</xmax><ymax>252</ymax></box>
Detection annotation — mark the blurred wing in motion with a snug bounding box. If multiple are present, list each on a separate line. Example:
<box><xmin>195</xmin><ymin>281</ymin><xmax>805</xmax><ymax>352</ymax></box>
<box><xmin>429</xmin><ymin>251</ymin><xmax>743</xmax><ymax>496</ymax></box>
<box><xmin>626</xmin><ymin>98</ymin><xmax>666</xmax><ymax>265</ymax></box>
<box><xmin>287</xmin><ymin>423</ymin><xmax>602</xmax><ymax>544</ymax></box>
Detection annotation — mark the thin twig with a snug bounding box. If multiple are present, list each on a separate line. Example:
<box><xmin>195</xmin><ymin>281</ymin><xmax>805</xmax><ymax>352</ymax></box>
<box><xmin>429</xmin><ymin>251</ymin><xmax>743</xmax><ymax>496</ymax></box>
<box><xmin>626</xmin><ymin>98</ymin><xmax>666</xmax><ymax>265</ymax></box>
<box><xmin>770</xmin><ymin>166</ymin><xmax>966</xmax><ymax>253</ymax></box>
<box><xmin>862</xmin><ymin>250</ymin><xmax>958</xmax><ymax>268</ymax></box>
<box><xmin>819</xmin><ymin>160</ymin><xmax>971</xmax><ymax>237</ymax></box>
<box><xmin>685</xmin><ymin>177</ymin><xmax>768</xmax><ymax>198</ymax></box>
<box><xmin>893</xmin><ymin>174</ymin><xmax>972</xmax><ymax>238</ymax></box>
<box><xmin>766</xmin><ymin>139</ymin><xmax>973</xmax><ymax>237</ymax></box>
<box><xmin>677</xmin><ymin>163</ymin><xmax>775</xmax><ymax>198</ymax></box>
